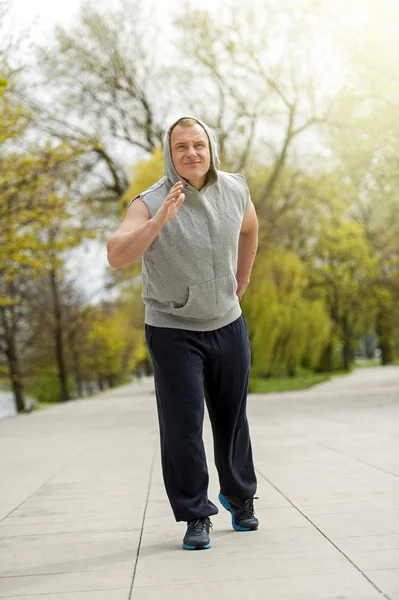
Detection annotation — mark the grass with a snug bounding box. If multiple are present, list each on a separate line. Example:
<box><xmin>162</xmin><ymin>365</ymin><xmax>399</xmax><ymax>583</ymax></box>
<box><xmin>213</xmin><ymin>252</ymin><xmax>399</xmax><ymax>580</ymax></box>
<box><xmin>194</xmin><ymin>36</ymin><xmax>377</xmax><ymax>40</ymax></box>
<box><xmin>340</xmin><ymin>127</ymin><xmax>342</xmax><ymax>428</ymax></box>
<box><xmin>249</xmin><ymin>356</ymin><xmax>399</xmax><ymax>394</ymax></box>
<box><xmin>355</xmin><ymin>357</ymin><xmax>399</xmax><ymax>368</ymax></box>
<box><xmin>354</xmin><ymin>358</ymin><xmax>381</xmax><ymax>368</ymax></box>
<box><xmin>248</xmin><ymin>364</ymin><xmax>355</xmax><ymax>394</ymax></box>
<box><xmin>249</xmin><ymin>373</ymin><xmax>333</xmax><ymax>394</ymax></box>
<box><xmin>33</xmin><ymin>401</ymin><xmax>55</xmax><ymax>412</ymax></box>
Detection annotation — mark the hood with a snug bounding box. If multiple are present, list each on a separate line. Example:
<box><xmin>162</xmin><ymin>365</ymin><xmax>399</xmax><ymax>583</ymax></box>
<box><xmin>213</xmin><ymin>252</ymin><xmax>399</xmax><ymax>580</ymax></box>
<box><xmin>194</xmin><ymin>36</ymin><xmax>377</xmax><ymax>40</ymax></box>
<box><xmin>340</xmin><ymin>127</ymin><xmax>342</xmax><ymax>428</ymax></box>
<box><xmin>164</xmin><ymin>116</ymin><xmax>220</xmax><ymax>191</ymax></box>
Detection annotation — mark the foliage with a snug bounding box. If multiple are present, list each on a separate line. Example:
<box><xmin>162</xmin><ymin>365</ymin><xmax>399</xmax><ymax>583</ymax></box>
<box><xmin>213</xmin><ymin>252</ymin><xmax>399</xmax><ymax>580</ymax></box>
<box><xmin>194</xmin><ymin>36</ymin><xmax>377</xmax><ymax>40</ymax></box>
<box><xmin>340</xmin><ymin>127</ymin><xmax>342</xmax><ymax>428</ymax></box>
<box><xmin>0</xmin><ymin>87</ymin><xmax>86</xmax><ymax>303</ymax></box>
<box><xmin>242</xmin><ymin>248</ymin><xmax>331</xmax><ymax>376</ymax></box>
<box><xmin>249</xmin><ymin>371</ymin><xmax>332</xmax><ymax>394</ymax></box>
<box><xmin>120</xmin><ymin>147</ymin><xmax>165</xmax><ymax>212</ymax></box>
<box><xmin>24</xmin><ymin>375</ymin><xmax>77</xmax><ymax>405</ymax></box>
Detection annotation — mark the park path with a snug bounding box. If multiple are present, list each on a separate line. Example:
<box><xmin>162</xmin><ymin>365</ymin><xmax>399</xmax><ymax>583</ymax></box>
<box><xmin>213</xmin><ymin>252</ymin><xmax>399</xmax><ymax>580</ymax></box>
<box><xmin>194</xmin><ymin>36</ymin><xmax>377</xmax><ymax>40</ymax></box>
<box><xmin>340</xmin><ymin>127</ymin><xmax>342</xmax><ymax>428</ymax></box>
<box><xmin>0</xmin><ymin>367</ymin><xmax>398</xmax><ymax>599</ymax></box>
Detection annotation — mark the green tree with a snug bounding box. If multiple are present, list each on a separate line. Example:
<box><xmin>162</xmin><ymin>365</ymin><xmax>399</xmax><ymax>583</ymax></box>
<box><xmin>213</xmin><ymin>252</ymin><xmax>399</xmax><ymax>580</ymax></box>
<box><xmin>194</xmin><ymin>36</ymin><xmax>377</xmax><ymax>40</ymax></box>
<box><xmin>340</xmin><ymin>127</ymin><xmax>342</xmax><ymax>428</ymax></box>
<box><xmin>242</xmin><ymin>248</ymin><xmax>331</xmax><ymax>376</ymax></box>
<box><xmin>81</xmin><ymin>290</ymin><xmax>147</xmax><ymax>388</ymax></box>
<box><xmin>309</xmin><ymin>206</ymin><xmax>378</xmax><ymax>371</ymax></box>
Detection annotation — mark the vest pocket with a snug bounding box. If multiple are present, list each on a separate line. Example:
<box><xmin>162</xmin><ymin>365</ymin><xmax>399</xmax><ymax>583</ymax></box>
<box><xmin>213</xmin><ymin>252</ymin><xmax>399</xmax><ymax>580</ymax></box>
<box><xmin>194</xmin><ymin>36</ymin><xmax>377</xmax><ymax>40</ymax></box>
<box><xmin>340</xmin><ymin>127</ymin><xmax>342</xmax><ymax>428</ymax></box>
<box><xmin>172</xmin><ymin>273</ymin><xmax>238</xmax><ymax>320</ymax></box>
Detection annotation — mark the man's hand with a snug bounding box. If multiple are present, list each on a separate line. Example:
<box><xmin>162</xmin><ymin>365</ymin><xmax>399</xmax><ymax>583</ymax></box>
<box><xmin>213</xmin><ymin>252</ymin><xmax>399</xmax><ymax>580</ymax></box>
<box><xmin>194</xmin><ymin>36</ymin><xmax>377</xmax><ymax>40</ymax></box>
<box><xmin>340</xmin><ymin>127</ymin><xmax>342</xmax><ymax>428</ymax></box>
<box><xmin>153</xmin><ymin>181</ymin><xmax>185</xmax><ymax>228</ymax></box>
<box><xmin>236</xmin><ymin>277</ymin><xmax>250</xmax><ymax>302</ymax></box>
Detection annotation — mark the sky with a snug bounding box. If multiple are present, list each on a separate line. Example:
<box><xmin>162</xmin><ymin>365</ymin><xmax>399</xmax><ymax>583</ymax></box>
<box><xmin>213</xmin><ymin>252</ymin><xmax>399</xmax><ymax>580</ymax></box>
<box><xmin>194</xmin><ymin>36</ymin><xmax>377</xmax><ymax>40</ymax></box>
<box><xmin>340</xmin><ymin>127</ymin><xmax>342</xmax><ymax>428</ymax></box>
<box><xmin>8</xmin><ymin>0</ymin><xmax>384</xmax><ymax>40</ymax></box>
<box><xmin>9</xmin><ymin>0</ymin><xmax>217</xmax><ymax>40</ymax></box>
<box><xmin>9</xmin><ymin>0</ymin><xmax>399</xmax><ymax>48</ymax></box>
<box><xmin>10</xmin><ymin>0</ymin><xmax>84</xmax><ymax>43</ymax></box>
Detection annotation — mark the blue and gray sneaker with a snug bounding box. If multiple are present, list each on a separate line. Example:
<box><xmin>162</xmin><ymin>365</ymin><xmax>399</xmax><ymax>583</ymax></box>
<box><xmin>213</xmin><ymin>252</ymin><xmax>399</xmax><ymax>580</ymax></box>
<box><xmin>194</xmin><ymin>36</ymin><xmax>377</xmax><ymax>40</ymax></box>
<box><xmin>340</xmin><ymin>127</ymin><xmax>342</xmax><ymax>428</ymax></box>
<box><xmin>182</xmin><ymin>517</ymin><xmax>212</xmax><ymax>550</ymax></box>
<box><xmin>219</xmin><ymin>493</ymin><xmax>259</xmax><ymax>531</ymax></box>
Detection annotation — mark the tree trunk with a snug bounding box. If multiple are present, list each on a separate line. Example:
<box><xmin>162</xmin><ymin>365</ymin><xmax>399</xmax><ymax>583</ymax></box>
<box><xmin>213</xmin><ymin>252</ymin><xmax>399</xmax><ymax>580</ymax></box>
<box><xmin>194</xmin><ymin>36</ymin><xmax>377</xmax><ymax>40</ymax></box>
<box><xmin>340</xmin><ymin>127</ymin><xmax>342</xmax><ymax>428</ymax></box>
<box><xmin>317</xmin><ymin>342</ymin><xmax>333</xmax><ymax>373</ymax></box>
<box><xmin>380</xmin><ymin>339</ymin><xmax>394</xmax><ymax>365</ymax></box>
<box><xmin>7</xmin><ymin>341</ymin><xmax>25</xmax><ymax>413</ymax></box>
<box><xmin>342</xmin><ymin>341</ymin><xmax>351</xmax><ymax>371</ymax></box>
<box><xmin>262</xmin><ymin>104</ymin><xmax>296</xmax><ymax>202</ymax></box>
<box><xmin>49</xmin><ymin>269</ymin><xmax>69</xmax><ymax>402</ymax></box>
<box><xmin>72</xmin><ymin>346</ymin><xmax>84</xmax><ymax>398</ymax></box>
<box><xmin>365</xmin><ymin>334</ymin><xmax>375</xmax><ymax>359</ymax></box>
<box><xmin>376</xmin><ymin>310</ymin><xmax>395</xmax><ymax>365</ymax></box>
<box><xmin>0</xmin><ymin>308</ymin><xmax>25</xmax><ymax>412</ymax></box>
<box><xmin>287</xmin><ymin>360</ymin><xmax>296</xmax><ymax>378</ymax></box>
<box><xmin>342</xmin><ymin>315</ymin><xmax>353</xmax><ymax>371</ymax></box>
<box><xmin>106</xmin><ymin>374</ymin><xmax>117</xmax><ymax>388</ymax></box>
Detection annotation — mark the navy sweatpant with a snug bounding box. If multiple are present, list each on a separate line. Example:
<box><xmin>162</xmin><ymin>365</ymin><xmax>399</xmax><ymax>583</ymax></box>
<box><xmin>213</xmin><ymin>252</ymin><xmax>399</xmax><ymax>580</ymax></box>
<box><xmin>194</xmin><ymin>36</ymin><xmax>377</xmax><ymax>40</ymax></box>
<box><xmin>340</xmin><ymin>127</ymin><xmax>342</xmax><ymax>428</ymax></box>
<box><xmin>145</xmin><ymin>314</ymin><xmax>257</xmax><ymax>522</ymax></box>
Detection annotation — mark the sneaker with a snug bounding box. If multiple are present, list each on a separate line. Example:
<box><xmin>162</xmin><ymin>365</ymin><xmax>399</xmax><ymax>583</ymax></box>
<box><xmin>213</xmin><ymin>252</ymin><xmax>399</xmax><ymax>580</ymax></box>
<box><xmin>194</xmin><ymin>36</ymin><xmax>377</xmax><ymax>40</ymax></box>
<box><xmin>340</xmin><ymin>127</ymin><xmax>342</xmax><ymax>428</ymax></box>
<box><xmin>182</xmin><ymin>517</ymin><xmax>212</xmax><ymax>550</ymax></box>
<box><xmin>219</xmin><ymin>493</ymin><xmax>259</xmax><ymax>531</ymax></box>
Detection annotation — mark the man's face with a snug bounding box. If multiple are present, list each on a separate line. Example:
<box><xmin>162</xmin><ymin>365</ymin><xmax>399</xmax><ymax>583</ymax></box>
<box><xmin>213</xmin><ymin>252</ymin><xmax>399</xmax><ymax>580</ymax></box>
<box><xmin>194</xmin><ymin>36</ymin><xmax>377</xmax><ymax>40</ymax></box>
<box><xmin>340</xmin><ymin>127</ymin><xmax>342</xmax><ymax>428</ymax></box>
<box><xmin>170</xmin><ymin>124</ymin><xmax>211</xmax><ymax>188</ymax></box>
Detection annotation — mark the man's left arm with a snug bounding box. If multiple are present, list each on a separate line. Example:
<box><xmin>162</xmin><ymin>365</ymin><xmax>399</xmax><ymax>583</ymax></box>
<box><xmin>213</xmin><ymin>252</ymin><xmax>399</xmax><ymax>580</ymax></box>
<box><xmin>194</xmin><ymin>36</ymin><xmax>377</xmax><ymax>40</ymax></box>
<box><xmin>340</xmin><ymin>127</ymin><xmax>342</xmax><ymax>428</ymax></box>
<box><xmin>236</xmin><ymin>199</ymin><xmax>258</xmax><ymax>301</ymax></box>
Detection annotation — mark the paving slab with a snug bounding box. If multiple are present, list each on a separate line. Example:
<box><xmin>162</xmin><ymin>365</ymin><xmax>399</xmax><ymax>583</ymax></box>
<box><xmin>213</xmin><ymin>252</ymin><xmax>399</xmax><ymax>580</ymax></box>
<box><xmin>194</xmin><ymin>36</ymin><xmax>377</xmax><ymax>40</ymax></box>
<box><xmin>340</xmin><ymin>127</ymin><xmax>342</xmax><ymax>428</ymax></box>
<box><xmin>0</xmin><ymin>594</ymin><xmax>130</xmax><ymax>600</ymax></box>
<box><xmin>0</xmin><ymin>570</ymin><xmax>132</xmax><ymax>596</ymax></box>
<box><xmin>1</xmin><ymin>368</ymin><xmax>399</xmax><ymax>599</ymax></box>
<box><xmin>129</xmin><ymin>573</ymin><xmax>383</xmax><ymax>600</ymax></box>
<box><xmin>0</xmin><ymin>537</ymin><xmax>140</xmax><ymax>577</ymax></box>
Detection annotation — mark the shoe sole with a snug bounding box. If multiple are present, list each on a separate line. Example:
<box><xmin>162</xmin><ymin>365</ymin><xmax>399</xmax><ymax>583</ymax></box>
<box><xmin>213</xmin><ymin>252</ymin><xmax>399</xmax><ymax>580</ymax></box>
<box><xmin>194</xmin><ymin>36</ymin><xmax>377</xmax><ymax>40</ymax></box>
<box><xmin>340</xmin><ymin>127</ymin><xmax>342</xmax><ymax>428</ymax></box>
<box><xmin>218</xmin><ymin>493</ymin><xmax>258</xmax><ymax>532</ymax></box>
<box><xmin>182</xmin><ymin>542</ymin><xmax>211</xmax><ymax>550</ymax></box>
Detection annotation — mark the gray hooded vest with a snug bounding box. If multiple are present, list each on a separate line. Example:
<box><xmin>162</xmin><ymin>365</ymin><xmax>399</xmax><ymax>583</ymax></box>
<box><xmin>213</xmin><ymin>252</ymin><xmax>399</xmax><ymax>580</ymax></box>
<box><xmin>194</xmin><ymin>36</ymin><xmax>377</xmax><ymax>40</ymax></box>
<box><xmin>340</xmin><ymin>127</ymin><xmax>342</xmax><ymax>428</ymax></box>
<box><xmin>131</xmin><ymin>117</ymin><xmax>250</xmax><ymax>331</ymax></box>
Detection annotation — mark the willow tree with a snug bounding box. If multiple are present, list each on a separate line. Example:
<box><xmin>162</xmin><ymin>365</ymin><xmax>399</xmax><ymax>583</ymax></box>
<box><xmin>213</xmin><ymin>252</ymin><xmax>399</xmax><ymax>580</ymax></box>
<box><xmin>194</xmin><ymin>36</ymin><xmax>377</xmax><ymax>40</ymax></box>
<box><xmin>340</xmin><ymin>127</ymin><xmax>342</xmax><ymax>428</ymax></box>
<box><xmin>309</xmin><ymin>203</ymin><xmax>378</xmax><ymax>371</ymax></box>
<box><xmin>242</xmin><ymin>248</ymin><xmax>331</xmax><ymax>377</ymax></box>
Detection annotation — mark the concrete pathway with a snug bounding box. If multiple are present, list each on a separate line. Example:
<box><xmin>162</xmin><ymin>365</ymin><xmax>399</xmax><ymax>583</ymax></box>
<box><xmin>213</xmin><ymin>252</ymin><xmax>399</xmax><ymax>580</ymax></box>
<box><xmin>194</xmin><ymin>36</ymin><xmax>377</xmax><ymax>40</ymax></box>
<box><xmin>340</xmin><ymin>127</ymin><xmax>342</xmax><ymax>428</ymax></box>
<box><xmin>0</xmin><ymin>367</ymin><xmax>398</xmax><ymax>599</ymax></box>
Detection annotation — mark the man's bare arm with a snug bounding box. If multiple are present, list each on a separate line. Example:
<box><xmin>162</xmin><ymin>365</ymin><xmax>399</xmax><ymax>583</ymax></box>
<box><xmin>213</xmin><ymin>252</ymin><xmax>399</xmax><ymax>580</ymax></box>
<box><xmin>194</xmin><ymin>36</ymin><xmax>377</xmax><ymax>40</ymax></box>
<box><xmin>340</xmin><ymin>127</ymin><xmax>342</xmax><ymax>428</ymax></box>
<box><xmin>107</xmin><ymin>199</ymin><xmax>155</xmax><ymax>268</ymax></box>
<box><xmin>107</xmin><ymin>182</ymin><xmax>185</xmax><ymax>268</ymax></box>
<box><xmin>236</xmin><ymin>200</ymin><xmax>258</xmax><ymax>300</ymax></box>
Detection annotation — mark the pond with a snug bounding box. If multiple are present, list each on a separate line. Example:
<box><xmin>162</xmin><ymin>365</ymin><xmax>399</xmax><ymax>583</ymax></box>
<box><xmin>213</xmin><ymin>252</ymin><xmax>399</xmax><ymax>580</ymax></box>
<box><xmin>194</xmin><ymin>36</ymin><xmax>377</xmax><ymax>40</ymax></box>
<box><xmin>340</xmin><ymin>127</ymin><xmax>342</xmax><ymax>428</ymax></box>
<box><xmin>0</xmin><ymin>392</ymin><xmax>17</xmax><ymax>420</ymax></box>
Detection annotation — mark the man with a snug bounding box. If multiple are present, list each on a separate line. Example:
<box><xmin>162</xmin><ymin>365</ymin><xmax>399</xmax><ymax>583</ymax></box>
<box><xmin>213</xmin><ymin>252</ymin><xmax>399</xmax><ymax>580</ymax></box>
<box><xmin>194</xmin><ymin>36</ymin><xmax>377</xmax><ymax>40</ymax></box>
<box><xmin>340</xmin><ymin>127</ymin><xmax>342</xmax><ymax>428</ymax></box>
<box><xmin>107</xmin><ymin>117</ymin><xmax>259</xmax><ymax>550</ymax></box>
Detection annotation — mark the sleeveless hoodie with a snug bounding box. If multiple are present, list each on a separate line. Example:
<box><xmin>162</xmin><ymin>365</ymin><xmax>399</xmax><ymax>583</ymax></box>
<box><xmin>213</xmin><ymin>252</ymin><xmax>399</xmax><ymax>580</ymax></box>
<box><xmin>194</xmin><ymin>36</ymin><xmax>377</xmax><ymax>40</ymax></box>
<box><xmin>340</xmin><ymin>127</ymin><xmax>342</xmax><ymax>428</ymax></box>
<box><xmin>131</xmin><ymin>117</ymin><xmax>250</xmax><ymax>331</ymax></box>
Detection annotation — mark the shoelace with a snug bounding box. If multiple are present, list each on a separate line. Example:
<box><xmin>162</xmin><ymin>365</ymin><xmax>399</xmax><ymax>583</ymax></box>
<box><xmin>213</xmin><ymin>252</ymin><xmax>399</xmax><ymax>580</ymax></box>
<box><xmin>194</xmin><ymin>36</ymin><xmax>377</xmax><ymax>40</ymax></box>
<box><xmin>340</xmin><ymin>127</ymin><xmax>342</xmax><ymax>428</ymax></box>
<box><xmin>236</xmin><ymin>497</ymin><xmax>259</xmax><ymax>520</ymax></box>
<box><xmin>187</xmin><ymin>517</ymin><xmax>212</xmax><ymax>536</ymax></box>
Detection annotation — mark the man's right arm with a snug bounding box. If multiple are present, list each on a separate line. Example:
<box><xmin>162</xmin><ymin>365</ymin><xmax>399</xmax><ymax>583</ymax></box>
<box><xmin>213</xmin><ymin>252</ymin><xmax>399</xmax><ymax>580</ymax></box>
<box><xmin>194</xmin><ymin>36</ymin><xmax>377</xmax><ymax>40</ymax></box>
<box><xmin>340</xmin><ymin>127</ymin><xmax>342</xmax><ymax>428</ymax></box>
<box><xmin>107</xmin><ymin>181</ymin><xmax>185</xmax><ymax>269</ymax></box>
<box><xmin>107</xmin><ymin>199</ymin><xmax>160</xmax><ymax>268</ymax></box>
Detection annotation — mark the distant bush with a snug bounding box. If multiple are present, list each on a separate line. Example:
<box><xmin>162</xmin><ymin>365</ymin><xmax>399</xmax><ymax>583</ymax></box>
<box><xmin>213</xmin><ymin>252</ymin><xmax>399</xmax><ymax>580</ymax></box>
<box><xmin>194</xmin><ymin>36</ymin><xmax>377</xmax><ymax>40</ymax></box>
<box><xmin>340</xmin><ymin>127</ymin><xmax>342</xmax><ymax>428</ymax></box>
<box><xmin>24</xmin><ymin>376</ymin><xmax>77</xmax><ymax>405</ymax></box>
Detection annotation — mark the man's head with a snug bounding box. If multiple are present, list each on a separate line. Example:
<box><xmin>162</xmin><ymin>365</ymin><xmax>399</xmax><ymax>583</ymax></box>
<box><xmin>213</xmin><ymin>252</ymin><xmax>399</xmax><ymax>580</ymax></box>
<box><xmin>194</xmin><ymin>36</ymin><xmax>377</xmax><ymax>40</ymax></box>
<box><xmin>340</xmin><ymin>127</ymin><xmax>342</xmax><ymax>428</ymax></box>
<box><xmin>170</xmin><ymin>118</ymin><xmax>211</xmax><ymax>190</ymax></box>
